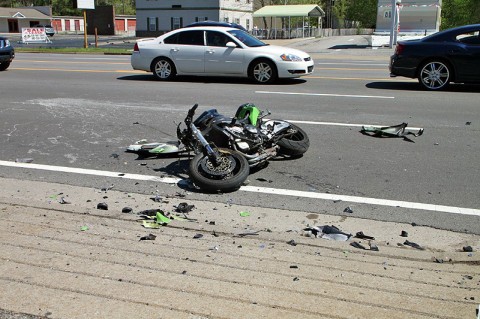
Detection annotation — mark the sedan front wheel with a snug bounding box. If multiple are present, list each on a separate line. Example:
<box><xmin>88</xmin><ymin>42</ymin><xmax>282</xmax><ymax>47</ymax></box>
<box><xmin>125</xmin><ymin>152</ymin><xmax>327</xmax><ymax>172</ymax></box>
<box><xmin>251</xmin><ymin>60</ymin><xmax>277</xmax><ymax>84</ymax></box>
<box><xmin>152</xmin><ymin>58</ymin><xmax>176</xmax><ymax>81</ymax></box>
<box><xmin>418</xmin><ymin>61</ymin><xmax>451</xmax><ymax>90</ymax></box>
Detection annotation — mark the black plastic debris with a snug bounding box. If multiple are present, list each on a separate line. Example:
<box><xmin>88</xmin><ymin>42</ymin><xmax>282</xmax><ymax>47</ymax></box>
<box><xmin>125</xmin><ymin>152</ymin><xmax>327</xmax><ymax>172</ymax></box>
<box><xmin>290</xmin><ymin>265</ymin><xmax>298</xmax><ymax>269</ymax></box>
<box><xmin>176</xmin><ymin>202</ymin><xmax>195</xmax><ymax>214</ymax></box>
<box><xmin>463</xmin><ymin>246</ymin><xmax>474</xmax><ymax>252</ymax></box>
<box><xmin>256</xmin><ymin>178</ymin><xmax>273</xmax><ymax>183</ymax></box>
<box><xmin>369</xmin><ymin>242</ymin><xmax>379</xmax><ymax>251</ymax></box>
<box><xmin>403</xmin><ymin>240</ymin><xmax>425</xmax><ymax>250</ymax></box>
<box><xmin>137</xmin><ymin>209</ymin><xmax>161</xmax><ymax>217</ymax></box>
<box><xmin>101</xmin><ymin>184</ymin><xmax>114</xmax><ymax>192</ymax></box>
<box><xmin>97</xmin><ymin>202</ymin><xmax>108</xmax><ymax>210</ymax></box>
<box><xmin>304</xmin><ymin>225</ymin><xmax>352</xmax><ymax>241</ymax></box>
<box><xmin>287</xmin><ymin>239</ymin><xmax>297</xmax><ymax>246</ymax></box>
<box><xmin>361</xmin><ymin>123</ymin><xmax>424</xmax><ymax>142</ymax></box>
<box><xmin>59</xmin><ymin>197</ymin><xmax>70</xmax><ymax>204</ymax></box>
<box><xmin>465</xmin><ymin>122</ymin><xmax>471</xmax><ymax>125</ymax></box>
<box><xmin>350</xmin><ymin>241</ymin><xmax>367</xmax><ymax>250</ymax></box>
<box><xmin>400</xmin><ymin>230</ymin><xmax>409</xmax><ymax>237</ymax></box>
<box><xmin>193</xmin><ymin>233</ymin><xmax>203</xmax><ymax>239</ymax></box>
<box><xmin>343</xmin><ymin>206</ymin><xmax>353</xmax><ymax>214</ymax></box>
<box><xmin>15</xmin><ymin>158</ymin><xmax>34</xmax><ymax>163</ymax></box>
<box><xmin>355</xmin><ymin>231</ymin><xmax>375</xmax><ymax>240</ymax></box>
<box><xmin>122</xmin><ymin>207</ymin><xmax>133</xmax><ymax>214</ymax></box>
<box><xmin>110</xmin><ymin>153</ymin><xmax>120</xmax><ymax>159</ymax></box>
<box><xmin>140</xmin><ymin>233</ymin><xmax>156</xmax><ymax>241</ymax></box>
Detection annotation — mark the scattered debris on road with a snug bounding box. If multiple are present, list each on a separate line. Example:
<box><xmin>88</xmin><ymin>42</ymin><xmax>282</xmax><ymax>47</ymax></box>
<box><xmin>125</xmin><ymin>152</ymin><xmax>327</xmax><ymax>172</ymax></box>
<box><xmin>303</xmin><ymin>225</ymin><xmax>352</xmax><ymax>241</ymax></box>
<box><xmin>361</xmin><ymin>123</ymin><xmax>424</xmax><ymax>142</ymax></box>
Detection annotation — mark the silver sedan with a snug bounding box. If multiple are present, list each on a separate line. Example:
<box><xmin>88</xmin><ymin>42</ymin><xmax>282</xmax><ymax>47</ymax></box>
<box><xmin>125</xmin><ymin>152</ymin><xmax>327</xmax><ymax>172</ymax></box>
<box><xmin>131</xmin><ymin>26</ymin><xmax>314</xmax><ymax>84</ymax></box>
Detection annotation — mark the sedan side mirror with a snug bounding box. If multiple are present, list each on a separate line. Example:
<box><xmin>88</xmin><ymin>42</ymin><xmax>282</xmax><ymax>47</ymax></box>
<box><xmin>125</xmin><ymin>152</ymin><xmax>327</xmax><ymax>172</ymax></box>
<box><xmin>226</xmin><ymin>42</ymin><xmax>237</xmax><ymax>48</ymax></box>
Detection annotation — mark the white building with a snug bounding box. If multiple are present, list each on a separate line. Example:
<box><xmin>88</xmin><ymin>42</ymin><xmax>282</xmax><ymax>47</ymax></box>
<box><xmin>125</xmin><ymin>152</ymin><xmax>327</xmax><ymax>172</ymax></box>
<box><xmin>135</xmin><ymin>0</ymin><xmax>254</xmax><ymax>37</ymax></box>
<box><xmin>376</xmin><ymin>0</ymin><xmax>442</xmax><ymax>33</ymax></box>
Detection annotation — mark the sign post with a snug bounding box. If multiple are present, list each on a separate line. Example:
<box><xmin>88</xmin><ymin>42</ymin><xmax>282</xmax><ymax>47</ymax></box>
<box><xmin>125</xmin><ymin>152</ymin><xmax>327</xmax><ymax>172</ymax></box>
<box><xmin>389</xmin><ymin>0</ymin><xmax>401</xmax><ymax>48</ymax></box>
<box><xmin>74</xmin><ymin>0</ymin><xmax>95</xmax><ymax>48</ymax></box>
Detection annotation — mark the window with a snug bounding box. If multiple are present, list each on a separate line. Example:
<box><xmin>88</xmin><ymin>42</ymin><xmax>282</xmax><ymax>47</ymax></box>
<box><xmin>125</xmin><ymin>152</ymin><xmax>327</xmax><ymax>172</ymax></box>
<box><xmin>206</xmin><ymin>31</ymin><xmax>234</xmax><ymax>47</ymax></box>
<box><xmin>195</xmin><ymin>17</ymin><xmax>208</xmax><ymax>22</ymax></box>
<box><xmin>457</xmin><ymin>31</ymin><xmax>480</xmax><ymax>45</ymax></box>
<box><xmin>148</xmin><ymin>17</ymin><xmax>157</xmax><ymax>31</ymax></box>
<box><xmin>165</xmin><ymin>30</ymin><xmax>204</xmax><ymax>46</ymax></box>
<box><xmin>246</xmin><ymin>19</ymin><xmax>250</xmax><ymax>30</ymax></box>
<box><xmin>223</xmin><ymin>17</ymin><xmax>229</xmax><ymax>23</ymax></box>
<box><xmin>171</xmin><ymin>17</ymin><xmax>183</xmax><ymax>30</ymax></box>
<box><xmin>235</xmin><ymin>18</ymin><xmax>240</xmax><ymax>25</ymax></box>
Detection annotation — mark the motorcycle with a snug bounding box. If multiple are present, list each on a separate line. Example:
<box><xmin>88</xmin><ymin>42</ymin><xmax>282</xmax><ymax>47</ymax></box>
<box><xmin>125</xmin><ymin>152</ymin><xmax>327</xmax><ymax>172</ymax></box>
<box><xmin>176</xmin><ymin>103</ymin><xmax>309</xmax><ymax>192</ymax></box>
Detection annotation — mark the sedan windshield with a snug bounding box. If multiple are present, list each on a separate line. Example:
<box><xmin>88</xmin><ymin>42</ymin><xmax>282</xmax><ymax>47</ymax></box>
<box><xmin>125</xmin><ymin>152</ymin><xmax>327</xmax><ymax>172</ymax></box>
<box><xmin>227</xmin><ymin>29</ymin><xmax>267</xmax><ymax>47</ymax></box>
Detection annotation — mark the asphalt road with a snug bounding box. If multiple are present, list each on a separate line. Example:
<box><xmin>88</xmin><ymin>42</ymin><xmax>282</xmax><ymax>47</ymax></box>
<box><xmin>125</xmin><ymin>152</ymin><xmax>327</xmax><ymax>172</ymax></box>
<box><xmin>1</xmin><ymin>37</ymin><xmax>479</xmax><ymax>234</ymax></box>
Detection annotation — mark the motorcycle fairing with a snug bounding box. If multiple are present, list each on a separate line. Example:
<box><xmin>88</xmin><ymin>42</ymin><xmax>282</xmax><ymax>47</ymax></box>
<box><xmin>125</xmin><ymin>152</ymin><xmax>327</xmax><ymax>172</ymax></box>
<box><xmin>262</xmin><ymin>120</ymin><xmax>291</xmax><ymax>135</ymax></box>
<box><xmin>235</xmin><ymin>103</ymin><xmax>261</xmax><ymax>126</ymax></box>
<box><xmin>126</xmin><ymin>140</ymin><xmax>181</xmax><ymax>154</ymax></box>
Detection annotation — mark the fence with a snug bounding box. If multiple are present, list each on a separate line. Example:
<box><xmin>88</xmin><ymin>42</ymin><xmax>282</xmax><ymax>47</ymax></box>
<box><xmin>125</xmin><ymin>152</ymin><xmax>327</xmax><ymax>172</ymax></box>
<box><xmin>253</xmin><ymin>27</ymin><xmax>374</xmax><ymax>39</ymax></box>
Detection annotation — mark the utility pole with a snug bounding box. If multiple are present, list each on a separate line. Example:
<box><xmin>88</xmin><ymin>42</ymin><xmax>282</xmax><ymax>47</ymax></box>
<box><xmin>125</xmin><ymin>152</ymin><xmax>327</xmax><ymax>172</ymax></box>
<box><xmin>389</xmin><ymin>0</ymin><xmax>401</xmax><ymax>48</ymax></box>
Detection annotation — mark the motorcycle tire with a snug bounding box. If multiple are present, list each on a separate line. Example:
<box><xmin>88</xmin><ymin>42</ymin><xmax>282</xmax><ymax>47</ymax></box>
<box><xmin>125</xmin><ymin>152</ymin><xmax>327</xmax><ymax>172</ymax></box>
<box><xmin>189</xmin><ymin>148</ymin><xmax>250</xmax><ymax>192</ymax></box>
<box><xmin>277</xmin><ymin>124</ymin><xmax>310</xmax><ymax>156</ymax></box>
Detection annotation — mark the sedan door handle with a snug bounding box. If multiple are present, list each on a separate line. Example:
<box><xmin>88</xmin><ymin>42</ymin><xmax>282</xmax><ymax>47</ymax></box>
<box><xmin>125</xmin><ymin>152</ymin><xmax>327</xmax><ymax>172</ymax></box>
<box><xmin>171</xmin><ymin>48</ymin><xmax>179</xmax><ymax>52</ymax></box>
<box><xmin>206</xmin><ymin>49</ymin><xmax>215</xmax><ymax>54</ymax></box>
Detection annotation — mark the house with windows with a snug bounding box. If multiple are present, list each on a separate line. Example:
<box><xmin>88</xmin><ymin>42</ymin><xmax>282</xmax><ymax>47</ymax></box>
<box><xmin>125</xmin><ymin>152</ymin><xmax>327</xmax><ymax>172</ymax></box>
<box><xmin>135</xmin><ymin>0</ymin><xmax>253</xmax><ymax>37</ymax></box>
<box><xmin>0</xmin><ymin>7</ymin><xmax>52</xmax><ymax>33</ymax></box>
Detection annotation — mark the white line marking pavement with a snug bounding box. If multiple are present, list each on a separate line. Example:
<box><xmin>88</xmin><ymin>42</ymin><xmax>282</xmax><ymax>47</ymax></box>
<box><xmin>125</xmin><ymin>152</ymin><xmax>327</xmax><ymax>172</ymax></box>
<box><xmin>255</xmin><ymin>91</ymin><xmax>394</xmax><ymax>99</ymax></box>
<box><xmin>1</xmin><ymin>160</ymin><xmax>479</xmax><ymax>217</ymax></box>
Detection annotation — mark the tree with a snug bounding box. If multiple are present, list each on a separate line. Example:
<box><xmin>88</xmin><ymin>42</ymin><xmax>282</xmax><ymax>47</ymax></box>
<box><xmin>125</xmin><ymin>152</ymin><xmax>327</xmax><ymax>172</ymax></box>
<box><xmin>344</xmin><ymin>0</ymin><xmax>377</xmax><ymax>28</ymax></box>
<box><xmin>441</xmin><ymin>0</ymin><xmax>480</xmax><ymax>30</ymax></box>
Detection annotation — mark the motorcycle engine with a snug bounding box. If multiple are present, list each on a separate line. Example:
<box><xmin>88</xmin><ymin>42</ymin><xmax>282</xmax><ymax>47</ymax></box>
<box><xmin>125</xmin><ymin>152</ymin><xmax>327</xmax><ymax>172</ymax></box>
<box><xmin>226</xmin><ymin>124</ymin><xmax>263</xmax><ymax>152</ymax></box>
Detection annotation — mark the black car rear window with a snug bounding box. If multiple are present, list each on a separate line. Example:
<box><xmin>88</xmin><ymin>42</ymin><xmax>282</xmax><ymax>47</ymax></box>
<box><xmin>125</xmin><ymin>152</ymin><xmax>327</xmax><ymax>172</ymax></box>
<box><xmin>164</xmin><ymin>30</ymin><xmax>204</xmax><ymax>46</ymax></box>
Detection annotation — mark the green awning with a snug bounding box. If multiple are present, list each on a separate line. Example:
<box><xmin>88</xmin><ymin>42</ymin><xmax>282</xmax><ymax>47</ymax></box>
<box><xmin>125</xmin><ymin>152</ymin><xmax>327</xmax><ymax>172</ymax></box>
<box><xmin>253</xmin><ymin>4</ymin><xmax>325</xmax><ymax>18</ymax></box>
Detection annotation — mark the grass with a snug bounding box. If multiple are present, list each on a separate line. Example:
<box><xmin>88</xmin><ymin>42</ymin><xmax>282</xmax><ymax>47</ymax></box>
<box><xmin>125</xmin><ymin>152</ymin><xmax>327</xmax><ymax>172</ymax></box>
<box><xmin>15</xmin><ymin>47</ymin><xmax>132</xmax><ymax>55</ymax></box>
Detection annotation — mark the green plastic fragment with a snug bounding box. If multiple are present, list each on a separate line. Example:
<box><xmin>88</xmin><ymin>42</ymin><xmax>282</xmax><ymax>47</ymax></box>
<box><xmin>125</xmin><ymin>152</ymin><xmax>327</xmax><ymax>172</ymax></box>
<box><xmin>80</xmin><ymin>226</ymin><xmax>89</xmax><ymax>231</ymax></box>
<box><xmin>142</xmin><ymin>220</ymin><xmax>161</xmax><ymax>229</ymax></box>
<box><xmin>239</xmin><ymin>211</ymin><xmax>251</xmax><ymax>217</ymax></box>
<box><xmin>156</xmin><ymin>211</ymin><xmax>171</xmax><ymax>224</ymax></box>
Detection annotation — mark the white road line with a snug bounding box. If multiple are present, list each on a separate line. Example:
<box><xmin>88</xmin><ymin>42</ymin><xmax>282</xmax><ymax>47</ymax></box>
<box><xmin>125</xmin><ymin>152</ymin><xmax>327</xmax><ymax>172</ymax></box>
<box><xmin>255</xmin><ymin>91</ymin><xmax>394</xmax><ymax>99</ymax></box>
<box><xmin>0</xmin><ymin>160</ymin><xmax>478</xmax><ymax>217</ymax></box>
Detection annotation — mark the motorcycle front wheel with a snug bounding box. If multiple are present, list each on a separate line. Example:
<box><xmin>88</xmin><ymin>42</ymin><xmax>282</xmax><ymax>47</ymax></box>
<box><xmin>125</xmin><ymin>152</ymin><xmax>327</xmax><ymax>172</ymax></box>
<box><xmin>277</xmin><ymin>124</ymin><xmax>310</xmax><ymax>156</ymax></box>
<box><xmin>189</xmin><ymin>148</ymin><xmax>250</xmax><ymax>192</ymax></box>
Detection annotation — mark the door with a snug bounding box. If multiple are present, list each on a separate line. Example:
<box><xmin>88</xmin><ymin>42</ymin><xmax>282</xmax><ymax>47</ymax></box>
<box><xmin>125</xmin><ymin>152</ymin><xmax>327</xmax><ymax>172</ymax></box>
<box><xmin>204</xmin><ymin>31</ymin><xmax>245</xmax><ymax>74</ymax></box>
<box><xmin>163</xmin><ymin>30</ymin><xmax>205</xmax><ymax>74</ymax></box>
<box><xmin>450</xmin><ymin>30</ymin><xmax>480</xmax><ymax>81</ymax></box>
<box><xmin>8</xmin><ymin>20</ymin><xmax>19</xmax><ymax>33</ymax></box>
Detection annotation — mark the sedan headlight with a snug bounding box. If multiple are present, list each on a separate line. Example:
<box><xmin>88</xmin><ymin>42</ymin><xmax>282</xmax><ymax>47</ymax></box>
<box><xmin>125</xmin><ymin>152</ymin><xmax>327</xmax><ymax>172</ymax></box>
<box><xmin>280</xmin><ymin>53</ymin><xmax>303</xmax><ymax>62</ymax></box>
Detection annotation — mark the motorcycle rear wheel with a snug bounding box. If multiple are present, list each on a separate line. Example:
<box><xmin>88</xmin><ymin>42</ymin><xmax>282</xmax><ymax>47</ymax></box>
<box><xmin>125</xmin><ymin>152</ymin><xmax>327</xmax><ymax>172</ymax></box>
<box><xmin>277</xmin><ymin>124</ymin><xmax>310</xmax><ymax>156</ymax></box>
<box><xmin>189</xmin><ymin>148</ymin><xmax>250</xmax><ymax>192</ymax></box>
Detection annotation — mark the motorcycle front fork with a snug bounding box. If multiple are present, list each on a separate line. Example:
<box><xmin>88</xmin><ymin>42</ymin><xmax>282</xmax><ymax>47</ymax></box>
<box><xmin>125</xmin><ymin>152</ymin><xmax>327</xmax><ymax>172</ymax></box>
<box><xmin>190</xmin><ymin>123</ymin><xmax>220</xmax><ymax>164</ymax></box>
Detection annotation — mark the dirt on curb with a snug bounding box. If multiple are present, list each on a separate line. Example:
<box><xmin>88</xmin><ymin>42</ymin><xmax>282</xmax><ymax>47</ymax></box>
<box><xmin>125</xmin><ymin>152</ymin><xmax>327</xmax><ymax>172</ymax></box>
<box><xmin>0</xmin><ymin>177</ymin><xmax>479</xmax><ymax>319</ymax></box>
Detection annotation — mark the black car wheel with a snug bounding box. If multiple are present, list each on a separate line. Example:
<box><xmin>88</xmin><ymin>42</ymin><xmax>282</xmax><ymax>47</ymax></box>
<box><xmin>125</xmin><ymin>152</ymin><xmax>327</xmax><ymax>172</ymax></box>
<box><xmin>151</xmin><ymin>57</ymin><xmax>176</xmax><ymax>81</ymax></box>
<box><xmin>250</xmin><ymin>59</ymin><xmax>277</xmax><ymax>84</ymax></box>
<box><xmin>418</xmin><ymin>60</ymin><xmax>451</xmax><ymax>90</ymax></box>
<box><xmin>0</xmin><ymin>62</ymin><xmax>10</xmax><ymax>71</ymax></box>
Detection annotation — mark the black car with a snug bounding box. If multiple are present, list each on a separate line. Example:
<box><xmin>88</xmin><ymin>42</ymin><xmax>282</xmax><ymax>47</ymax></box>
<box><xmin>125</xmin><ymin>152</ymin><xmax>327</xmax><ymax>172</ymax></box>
<box><xmin>0</xmin><ymin>36</ymin><xmax>15</xmax><ymax>71</ymax></box>
<box><xmin>390</xmin><ymin>24</ymin><xmax>480</xmax><ymax>90</ymax></box>
<box><xmin>185</xmin><ymin>21</ymin><xmax>248</xmax><ymax>32</ymax></box>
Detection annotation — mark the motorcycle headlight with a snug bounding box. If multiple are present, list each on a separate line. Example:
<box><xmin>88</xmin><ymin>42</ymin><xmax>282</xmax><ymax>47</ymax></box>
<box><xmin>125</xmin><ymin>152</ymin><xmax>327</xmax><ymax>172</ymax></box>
<box><xmin>280</xmin><ymin>53</ymin><xmax>302</xmax><ymax>62</ymax></box>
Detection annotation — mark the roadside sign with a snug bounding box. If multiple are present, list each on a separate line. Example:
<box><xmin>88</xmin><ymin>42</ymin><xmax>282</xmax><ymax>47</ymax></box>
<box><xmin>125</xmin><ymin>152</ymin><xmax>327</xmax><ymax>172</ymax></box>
<box><xmin>21</xmin><ymin>28</ymin><xmax>51</xmax><ymax>44</ymax></box>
